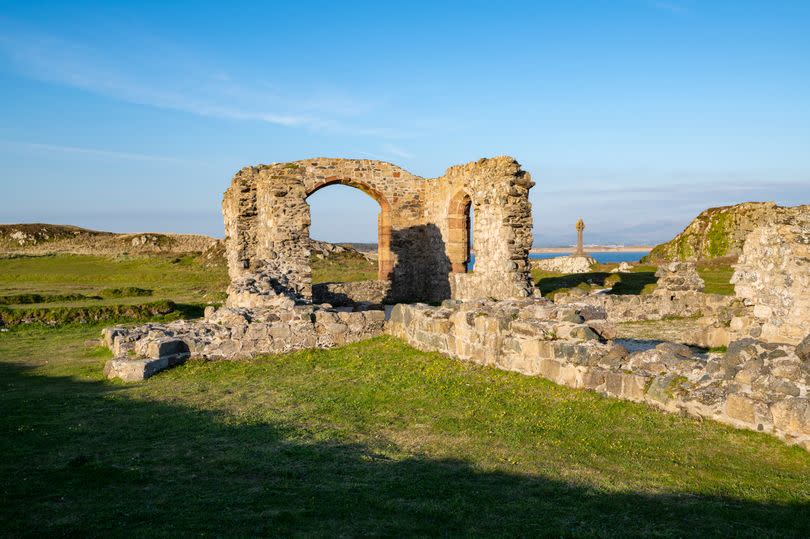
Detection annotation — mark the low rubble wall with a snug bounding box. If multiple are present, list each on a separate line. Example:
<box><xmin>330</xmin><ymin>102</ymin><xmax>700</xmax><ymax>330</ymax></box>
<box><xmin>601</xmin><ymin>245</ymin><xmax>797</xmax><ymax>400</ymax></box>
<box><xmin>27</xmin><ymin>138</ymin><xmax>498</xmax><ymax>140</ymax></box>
<box><xmin>555</xmin><ymin>291</ymin><xmax>734</xmax><ymax>323</ymax></box>
<box><xmin>103</xmin><ymin>305</ymin><xmax>385</xmax><ymax>381</ymax></box>
<box><xmin>386</xmin><ymin>299</ymin><xmax>810</xmax><ymax>450</ymax></box>
<box><xmin>531</xmin><ymin>255</ymin><xmax>596</xmax><ymax>274</ymax></box>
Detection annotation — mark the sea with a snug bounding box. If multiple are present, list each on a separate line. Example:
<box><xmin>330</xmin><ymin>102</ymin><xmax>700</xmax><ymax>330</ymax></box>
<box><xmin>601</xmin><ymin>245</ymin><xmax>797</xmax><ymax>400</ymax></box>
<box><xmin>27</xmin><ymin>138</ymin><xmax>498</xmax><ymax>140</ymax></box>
<box><xmin>530</xmin><ymin>251</ymin><xmax>649</xmax><ymax>264</ymax></box>
<box><xmin>467</xmin><ymin>251</ymin><xmax>649</xmax><ymax>270</ymax></box>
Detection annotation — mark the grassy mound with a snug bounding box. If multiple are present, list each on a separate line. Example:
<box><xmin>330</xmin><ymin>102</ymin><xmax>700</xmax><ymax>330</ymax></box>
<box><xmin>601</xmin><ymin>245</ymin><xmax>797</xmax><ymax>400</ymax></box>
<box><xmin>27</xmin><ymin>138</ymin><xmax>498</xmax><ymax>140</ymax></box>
<box><xmin>0</xmin><ymin>300</ymin><xmax>182</xmax><ymax>326</ymax></box>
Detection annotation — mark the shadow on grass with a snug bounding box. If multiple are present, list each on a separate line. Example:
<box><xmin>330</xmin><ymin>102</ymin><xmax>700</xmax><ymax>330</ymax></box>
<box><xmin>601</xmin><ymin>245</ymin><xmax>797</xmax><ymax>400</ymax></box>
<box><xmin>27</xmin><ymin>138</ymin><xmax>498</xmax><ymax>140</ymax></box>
<box><xmin>536</xmin><ymin>272</ymin><xmax>658</xmax><ymax>297</ymax></box>
<box><xmin>0</xmin><ymin>360</ymin><xmax>808</xmax><ymax>537</ymax></box>
<box><xmin>173</xmin><ymin>302</ymin><xmax>207</xmax><ymax>319</ymax></box>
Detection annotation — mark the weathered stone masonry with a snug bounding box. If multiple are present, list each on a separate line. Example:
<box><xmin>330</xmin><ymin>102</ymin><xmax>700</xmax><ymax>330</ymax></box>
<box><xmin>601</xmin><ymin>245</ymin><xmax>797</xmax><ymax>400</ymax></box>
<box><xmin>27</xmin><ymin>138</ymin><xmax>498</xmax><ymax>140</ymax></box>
<box><xmin>387</xmin><ymin>299</ymin><xmax>810</xmax><ymax>451</ymax></box>
<box><xmin>223</xmin><ymin>156</ymin><xmax>535</xmax><ymax>306</ymax></box>
<box><xmin>104</xmin><ymin>156</ymin><xmax>535</xmax><ymax>380</ymax></box>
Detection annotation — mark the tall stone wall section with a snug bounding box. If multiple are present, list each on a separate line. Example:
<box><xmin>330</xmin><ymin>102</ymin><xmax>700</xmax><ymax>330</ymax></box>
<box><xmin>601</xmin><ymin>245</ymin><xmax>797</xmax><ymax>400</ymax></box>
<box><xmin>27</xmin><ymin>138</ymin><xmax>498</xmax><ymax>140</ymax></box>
<box><xmin>222</xmin><ymin>156</ymin><xmax>534</xmax><ymax>306</ymax></box>
<box><xmin>423</xmin><ymin>158</ymin><xmax>535</xmax><ymax>300</ymax></box>
<box><xmin>731</xmin><ymin>214</ymin><xmax>810</xmax><ymax>345</ymax></box>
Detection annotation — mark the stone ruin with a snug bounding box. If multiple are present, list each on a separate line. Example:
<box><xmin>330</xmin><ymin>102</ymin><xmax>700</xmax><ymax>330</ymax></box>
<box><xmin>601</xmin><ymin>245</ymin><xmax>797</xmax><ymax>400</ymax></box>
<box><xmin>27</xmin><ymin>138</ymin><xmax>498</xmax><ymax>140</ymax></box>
<box><xmin>102</xmin><ymin>157</ymin><xmax>810</xmax><ymax>451</ymax></box>
<box><xmin>731</xmin><ymin>213</ymin><xmax>810</xmax><ymax>345</ymax></box>
<box><xmin>104</xmin><ymin>156</ymin><xmax>535</xmax><ymax>378</ymax></box>
<box><xmin>223</xmin><ymin>156</ymin><xmax>534</xmax><ymax>305</ymax></box>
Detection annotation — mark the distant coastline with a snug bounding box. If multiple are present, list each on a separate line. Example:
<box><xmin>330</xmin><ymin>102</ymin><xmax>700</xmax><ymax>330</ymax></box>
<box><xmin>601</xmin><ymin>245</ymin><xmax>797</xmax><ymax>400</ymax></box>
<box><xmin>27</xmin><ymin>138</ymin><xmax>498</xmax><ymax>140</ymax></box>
<box><xmin>530</xmin><ymin>245</ymin><xmax>652</xmax><ymax>254</ymax></box>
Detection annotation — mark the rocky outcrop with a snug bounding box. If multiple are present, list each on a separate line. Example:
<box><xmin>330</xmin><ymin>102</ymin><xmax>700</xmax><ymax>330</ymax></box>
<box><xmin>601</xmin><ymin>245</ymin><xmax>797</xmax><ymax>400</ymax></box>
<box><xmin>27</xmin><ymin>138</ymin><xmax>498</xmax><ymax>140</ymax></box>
<box><xmin>731</xmin><ymin>214</ymin><xmax>810</xmax><ymax>345</ymax></box>
<box><xmin>386</xmin><ymin>298</ymin><xmax>810</xmax><ymax>450</ymax></box>
<box><xmin>646</xmin><ymin>202</ymin><xmax>809</xmax><ymax>262</ymax></box>
<box><xmin>531</xmin><ymin>255</ymin><xmax>596</xmax><ymax>274</ymax></box>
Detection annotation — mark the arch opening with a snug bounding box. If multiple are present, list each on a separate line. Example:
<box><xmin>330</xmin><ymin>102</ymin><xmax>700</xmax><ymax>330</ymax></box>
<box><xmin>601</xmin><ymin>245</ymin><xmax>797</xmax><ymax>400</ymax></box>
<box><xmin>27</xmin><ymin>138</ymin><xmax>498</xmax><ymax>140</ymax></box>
<box><xmin>306</xmin><ymin>180</ymin><xmax>394</xmax><ymax>282</ymax></box>
<box><xmin>448</xmin><ymin>191</ymin><xmax>473</xmax><ymax>273</ymax></box>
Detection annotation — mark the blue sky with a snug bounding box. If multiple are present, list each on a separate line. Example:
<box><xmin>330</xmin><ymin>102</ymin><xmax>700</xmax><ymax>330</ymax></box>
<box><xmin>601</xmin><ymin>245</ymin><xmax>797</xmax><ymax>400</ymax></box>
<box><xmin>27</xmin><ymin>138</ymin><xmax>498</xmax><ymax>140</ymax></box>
<box><xmin>0</xmin><ymin>0</ymin><xmax>808</xmax><ymax>245</ymax></box>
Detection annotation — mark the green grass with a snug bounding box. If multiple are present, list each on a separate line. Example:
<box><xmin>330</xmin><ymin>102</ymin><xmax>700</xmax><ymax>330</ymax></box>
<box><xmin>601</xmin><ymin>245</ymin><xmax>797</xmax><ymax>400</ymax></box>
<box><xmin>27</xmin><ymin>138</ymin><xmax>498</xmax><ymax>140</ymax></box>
<box><xmin>0</xmin><ymin>254</ymin><xmax>228</xmax><ymax>306</ymax></box>
<box><xmin>0</xmin><ymin>252</ymin><xmax>377</xmax><ymax>327</ymax></box>
<box><xmin>311</xmin><ymin>251</ymin><xmax>377</xmax><ymax>283</ymax></box>
<box><xmin>697</xmin><ymin>261</ymin><xmax>736</xmax><ymax>295</ymax></box>
<box><xmin>98</xmin><ymin>286</ymin><xmax>153</xmax><ymax>299</ymax></box>
<box><xmin>533</xmin><ymin>262</ymin><xmax>735</xmax><ymax>297</ymax></box>
<box><xmin>533</xmin><ymin>264</ymin><xmax>659</xmax><ymax>298</ymax></box>
<box><xmin>0</xmin><ymin>300</ymin><xmax>183</xmax><ymax>326</ymax></box>
<box><xmin>0</xmin><ymin>254</ymin><xmax>228</xmax><ymax>326</ymax></box>
<box><xmin>0</xmin><ymin>325</ymin><xmax>809</xmax><ymax>536</ymax></box>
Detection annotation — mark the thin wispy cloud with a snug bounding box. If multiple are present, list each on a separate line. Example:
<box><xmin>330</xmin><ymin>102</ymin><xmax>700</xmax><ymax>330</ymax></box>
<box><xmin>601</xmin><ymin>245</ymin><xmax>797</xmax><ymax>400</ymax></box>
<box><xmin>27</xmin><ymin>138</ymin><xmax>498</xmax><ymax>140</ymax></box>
<box><xmin>0</xmin><ymin>19</ymin><xmax>400</xmax><ymax>136</ymax></box>
<box><xmin>1</xmin><ymin>140</ymin><xmax>197</xmax><ymax>164</ymax></box>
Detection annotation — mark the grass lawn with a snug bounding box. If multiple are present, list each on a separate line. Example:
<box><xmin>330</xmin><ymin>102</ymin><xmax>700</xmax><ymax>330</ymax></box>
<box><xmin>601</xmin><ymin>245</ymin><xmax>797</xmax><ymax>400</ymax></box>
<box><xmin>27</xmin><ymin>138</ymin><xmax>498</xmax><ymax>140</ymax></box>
<box><xmin>0</xmin><ymin>254</ymin><xmax>229</xmax><ymax>306</ymax></box>
<box><xmin>1</xmin><ymin>323</ymin><xmax>809</xmax><ymax>536</ymax></box>
<box><xmin>697</xmin><ymin>261</ymin><xmax>736</xmax><ymax>296</ymax></box>
<box><xmin>533</xmin><ymin>262</ymin><xmax>735</xmax><ymax>297</ymax></box>
<box><xmin>0</xmin><ymin>252</ymin><xmax>376</xmax><ymax>326</ymax></box>
<box><xmin>311</xmin><ymin>251</ymin><xmax>378</xmax><ymax>284</ymax></box>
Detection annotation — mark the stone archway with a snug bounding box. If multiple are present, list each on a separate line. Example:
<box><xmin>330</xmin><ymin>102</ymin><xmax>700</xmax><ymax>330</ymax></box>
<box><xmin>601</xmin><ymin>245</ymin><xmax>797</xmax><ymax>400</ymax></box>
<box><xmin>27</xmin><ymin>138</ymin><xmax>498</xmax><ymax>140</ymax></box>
<box><xmin>447</xmin><ymin>190</ymin><xmax>472</xmax><ymax>273</ymax></box>
<box><xmin>305</xmin><ymin>179</ymin><xmax>394</xmax><ymax>281</ymax></box>
<box><xmin>223</xmin><ymin>156</ymin><xmax>534</xmax><ymax>306</ymax></box>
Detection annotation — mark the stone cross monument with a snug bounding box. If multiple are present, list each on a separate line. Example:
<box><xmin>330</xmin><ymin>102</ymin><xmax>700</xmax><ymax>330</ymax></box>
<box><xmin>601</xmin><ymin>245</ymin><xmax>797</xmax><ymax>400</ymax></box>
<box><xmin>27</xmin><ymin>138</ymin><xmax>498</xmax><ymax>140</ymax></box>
<box><xmin>573</xmin><ymin>218</ymin><xmax>586</xmax><ymax>256</ymax></box>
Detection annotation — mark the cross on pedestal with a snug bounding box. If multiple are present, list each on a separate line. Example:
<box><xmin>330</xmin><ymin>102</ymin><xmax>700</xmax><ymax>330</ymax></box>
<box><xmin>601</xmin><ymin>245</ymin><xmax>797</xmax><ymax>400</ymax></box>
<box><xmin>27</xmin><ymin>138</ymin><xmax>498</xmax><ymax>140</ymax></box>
<box><xmin>573</xmin><ymin>218</ymin><xmax>586</xmax><ymax>256</ymax></box>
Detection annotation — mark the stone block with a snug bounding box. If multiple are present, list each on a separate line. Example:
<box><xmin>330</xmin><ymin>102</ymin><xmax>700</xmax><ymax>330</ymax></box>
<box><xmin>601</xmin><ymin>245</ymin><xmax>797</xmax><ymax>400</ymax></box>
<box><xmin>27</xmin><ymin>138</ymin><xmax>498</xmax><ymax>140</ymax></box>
<box><xmin>581</xmin><ymin>368</ymin><xmax>606</xmax><ymax>390</ymax></box>
<box><xmin>145</xmin><ymin>338</ymin><xmax>190</xmax><ymax>364</ymax></box>
<box><xmin>101</xmin><ymin>327</ymin><xmax>127</xmax><ymax>348</ymax></box>
<box><xmin>104</xmin><ymin>357</ymin><xmax>170</xmax><ymax>382</ymax></box>
<box><xmin>645</xmin><ymin>375</ymin><xmax>677</xmax><ymax>405</ymax></box>
<box><xmin>702</xmin><ymin>326</ymin><xmax>730</xmax><ymax>348</ymax></box>
<box><xmin>539</xmin><ymin>358</ymin><xmax>561</xmax><ymax>381</ymax></box>
<box><xmin>724</xmin><ymin>393</ymin><xmax>758</xmax><ymax>424</ymax></box>
<box><xmin>268</xmin><ymin>324</ymin><xmax>293</xmax><ymax>339</ymax></box>
<box><xmin>797</xmin><ymin>334</ymin><xmax>810</xmax><ymax>363</ymax></box>
<box><xmin>605</xmin><ymin>372</ymin><xmax>623</xmax><ymax>397</ymax></box>
<box><xmin>557</xmin><ymin>365</ymin><xmax>580</xmax><ymax>388</ymax></box>
<box><xmin>622</xmin><ymin>374</ymin><xmax>649</xmax><ymax>402</ymax></box>
<box><xmin>771</xmin><ymin>398</ymin><xmax>810</xmax><ymax>435</ymax></box>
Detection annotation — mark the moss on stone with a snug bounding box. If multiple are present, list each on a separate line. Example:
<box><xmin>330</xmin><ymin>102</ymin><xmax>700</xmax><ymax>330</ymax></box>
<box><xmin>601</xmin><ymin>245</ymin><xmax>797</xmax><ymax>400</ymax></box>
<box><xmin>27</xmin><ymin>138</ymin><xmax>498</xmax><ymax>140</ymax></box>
<box><xmin>706</xmin><ymin>212</ymin><xmax>731</xmax><ymax>258</ymax></box>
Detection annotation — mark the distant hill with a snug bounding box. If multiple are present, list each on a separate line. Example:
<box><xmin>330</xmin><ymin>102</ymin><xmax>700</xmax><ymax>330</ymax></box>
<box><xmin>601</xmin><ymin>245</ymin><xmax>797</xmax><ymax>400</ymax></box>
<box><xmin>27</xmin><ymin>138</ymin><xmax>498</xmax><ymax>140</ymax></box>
<box><xmin>0</xmin><ymin>224</ymin><xmax>371</xmax><ymax>265</ymax></box>
<box><xmin>0</xmin><ymin>223</ymin><xmax>220</xmax><ymax>258</ymax></box>
<box><xmin>646</xmin><ymin>202</ymin><xmax>809</xmax><ymax>263</ymax></box>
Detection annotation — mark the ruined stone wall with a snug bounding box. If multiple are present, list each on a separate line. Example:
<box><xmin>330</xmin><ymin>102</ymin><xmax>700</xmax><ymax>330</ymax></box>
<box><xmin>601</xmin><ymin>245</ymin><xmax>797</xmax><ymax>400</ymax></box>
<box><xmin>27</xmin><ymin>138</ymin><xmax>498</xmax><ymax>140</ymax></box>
<box><xmin>731</xmin><ymin>215</ymin><xmax>810</xmax><ymax>345</ymax></box>
<box><xmin>222</xmin><ymin>156</ymin><xmax>534</xmax><ymax>306</ymax></box>
<box><xmin>422</xmin><ymin>157</ymin><xmax>535</xmax><ymax>300</ymax></box>
<box><xmin>103</xmin><ymin>304</ymin><xmax>386</xmax><ymax>381</ymax></box>
<box><xmin>556</xmin><ymin>292</ymin><xmax>734</xmax><ymax>324</ymax></box>
<box><xmin>387</xmin><ymin>299</ymin><xmax>810</xmax><ymax>451</ymax></box>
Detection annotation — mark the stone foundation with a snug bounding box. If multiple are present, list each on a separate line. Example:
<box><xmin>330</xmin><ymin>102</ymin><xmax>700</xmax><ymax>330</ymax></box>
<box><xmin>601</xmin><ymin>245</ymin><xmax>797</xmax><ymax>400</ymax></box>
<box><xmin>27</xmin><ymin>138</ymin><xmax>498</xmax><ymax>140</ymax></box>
<box><xmin>386</xmin><ymin>299</ymin><xmax>810</xmax><ymax>450</ymax></box>
<box><xmin>555</xmin><ymin>291</ymin><xmax>734</xmax><ymax>324</ymax></box>
<box><xmin>103</xmin><ymin>305</ymin><xmax>385</xmax><ymax>380</ymax></box>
